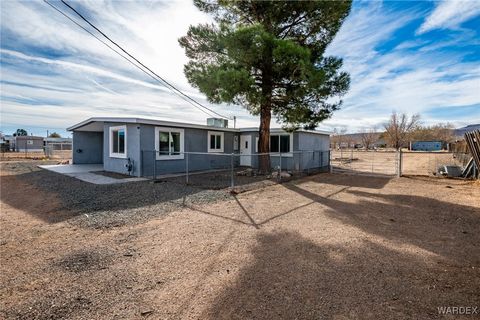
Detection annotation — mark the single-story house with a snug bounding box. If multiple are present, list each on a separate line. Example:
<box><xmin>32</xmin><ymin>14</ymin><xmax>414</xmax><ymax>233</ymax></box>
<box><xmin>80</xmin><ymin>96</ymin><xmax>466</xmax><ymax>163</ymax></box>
<box><xmin>13</xmin><ymin>136</ymin><xmax>44</xmax><ymax>152</ymax></box>
<box><xmin>68</xmin><ymin>117</ymin><xmax>331</xmax><ymax>177</ymax></box>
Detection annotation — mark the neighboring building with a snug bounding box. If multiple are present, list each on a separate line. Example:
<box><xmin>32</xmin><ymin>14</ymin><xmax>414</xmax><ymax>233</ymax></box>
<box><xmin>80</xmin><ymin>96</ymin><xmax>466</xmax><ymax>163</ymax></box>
<box><xmin>2</xmin><ymin>135</ymin><xmax>15</xmax><ymax>151</ymax></box>
<box><xmin>14</xmin><ymin>136</ymin><xmax>44</xmax><ymax>152</ymax></box>
<box><xmin>68</xmin><ymin>117</ymin><xmax>331</xmax><ymax>177</ymax></box>
<box><xmin>410</xmin><ymin>141</ymin><xmax>443</xmax><ymax>151</ymax></box>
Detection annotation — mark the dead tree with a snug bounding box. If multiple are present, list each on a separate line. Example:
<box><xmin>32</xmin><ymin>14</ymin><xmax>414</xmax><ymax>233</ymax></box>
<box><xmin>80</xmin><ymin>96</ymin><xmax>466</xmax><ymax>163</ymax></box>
<box><xmin>384</xmin><ymin>112</ymin><xmax>420</xmax><ymax>150</ymax></box>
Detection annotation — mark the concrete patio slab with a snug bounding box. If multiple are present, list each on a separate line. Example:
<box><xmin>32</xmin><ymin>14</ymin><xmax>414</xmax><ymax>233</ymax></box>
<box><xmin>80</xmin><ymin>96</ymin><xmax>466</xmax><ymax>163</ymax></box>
<box><xmin>39</xmin><ymin>164</ymin><xmax>103</xmax><ymax>174</ymax></box>
<box><xmin>39</xmin><ymin>164</ymin><xmax>147</xmax><ymax>185</ymax></box>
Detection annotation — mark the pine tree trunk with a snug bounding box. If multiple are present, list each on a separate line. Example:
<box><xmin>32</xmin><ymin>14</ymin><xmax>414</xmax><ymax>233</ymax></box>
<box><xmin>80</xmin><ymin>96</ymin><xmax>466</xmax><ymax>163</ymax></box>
<box><xmin>258</xmin><ymin>43</ymin><xmax>273</xmax><ymax>174</ymax></box>
<box><xmin>258</xmin><ymin>104</ymin><xmax>271</xmax><ymax>174</ymax></box>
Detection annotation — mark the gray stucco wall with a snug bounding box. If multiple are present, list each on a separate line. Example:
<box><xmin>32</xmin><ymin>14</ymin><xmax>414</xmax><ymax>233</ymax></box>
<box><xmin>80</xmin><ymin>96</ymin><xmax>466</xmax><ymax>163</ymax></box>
<box><xmin>103</xmin><ymin>123</ymin><xmax>141</xmax><ymax>176</ymax></box>
<box><xmin>296</xmin><ymin>132</ymin><xmax>330</xmax><ymax>170</ymax></box>
<box><xmin>140</xmin><ymin>124</ymin><xmax>240</xmax><ymax>176</ymax></box>
<box><xmin>241</xmin><ymin>131</ymin><xmax>330</xmax><ymax>171</ymax></box>
<box><xmin>72</xmin><ymin>131</ymin><xmax>103</xmax><ymax>164</ymax></box>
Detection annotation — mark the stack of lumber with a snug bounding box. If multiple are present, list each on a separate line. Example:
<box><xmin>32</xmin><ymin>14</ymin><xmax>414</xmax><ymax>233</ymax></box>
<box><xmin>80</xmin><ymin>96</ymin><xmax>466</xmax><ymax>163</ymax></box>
<box><xmin>464</xmin><ymin>130</ymin><xmax>480</xmax><ymax>179</ymax></box>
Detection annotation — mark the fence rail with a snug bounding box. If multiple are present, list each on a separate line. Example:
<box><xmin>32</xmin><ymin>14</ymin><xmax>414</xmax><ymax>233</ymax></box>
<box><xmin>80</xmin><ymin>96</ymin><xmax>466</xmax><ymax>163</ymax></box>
<box><xmin>330</xmin><ymin>149</ymin><xmax>399</xmax><ymax>176</ymax></box>
<box><xmin>330</xmin><ymin>149</ymin><xmax>469</xmax><ymax>177</ymax></box>
<box><xmin>141</xmin><ymin>150</ymin><xmax>330</xmax><ymax>189</ymax></box>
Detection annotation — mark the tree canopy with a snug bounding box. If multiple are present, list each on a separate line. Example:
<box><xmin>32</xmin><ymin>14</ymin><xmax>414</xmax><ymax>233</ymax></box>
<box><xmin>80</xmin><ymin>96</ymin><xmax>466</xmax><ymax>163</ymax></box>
<box><xmin>48</xmin><ymin>132</ymin><xmax>62</xmax><ymax>138</ymax></box>
<box><xmin>180</xmin><ymin>0</ymin><xmax>351</xmax><ymax>171</ymax></box>
<box><xmin>14</xmin><ymin>129</ymin><xmax>28</xmax><ymax>136</ymax></box>
<box><xmin>180</xmin><ymin>0</ymin><xmax>351</xmax><ymax>129</ymax></box>
<box><xmin>384</xmin><ymin>112</ymin><xmax>420</xmax><ymax>150</ymax></box>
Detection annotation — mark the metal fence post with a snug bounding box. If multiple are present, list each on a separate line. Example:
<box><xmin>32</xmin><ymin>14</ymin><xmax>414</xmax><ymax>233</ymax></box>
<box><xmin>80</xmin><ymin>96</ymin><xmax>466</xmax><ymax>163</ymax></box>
<box><xmin>329</xmin><ymin>150</ymin><xmax>333</xmax><ymax>173</ymax></box>
<box><xmin>371</xmin><ymin>150</ymin><xmax>374</xmax><ymax>173</ymax></box>
<box><xmin>397</xmin><ymin>149</ymin><xmax>402</xmax><ymax>177</ymax></box>
<box><xmin>185</xmin><ymin>152</ymin><xmax>189</xmax><ymax>184</ymax></box>
<box><xmin>279</xmin><ymin>152</ymin><xmax>282</xmax><ymax>180</ymax></box>
<box><xmin>153</xmin><ymin>150</ymin><xmax>156</xmax><ymax>180</ymax></box>
<box><xmin>350</xmin><ymin>148</ymin><xmax>353</xmax><ymax>170</ymax></box>
<box><xmin>139</xmin><ymin>150</ymin><xmax>143</xmax><ymax>177</ymax></box>
<box><xmin>230</xmin><ymin>153</ymin><xmax>234</xmax><ymax>189</ymax></box>
<box><xmin>320</xmin><ymin>151</ymin><xmax>323</xmax><ymax>170</ymax></box>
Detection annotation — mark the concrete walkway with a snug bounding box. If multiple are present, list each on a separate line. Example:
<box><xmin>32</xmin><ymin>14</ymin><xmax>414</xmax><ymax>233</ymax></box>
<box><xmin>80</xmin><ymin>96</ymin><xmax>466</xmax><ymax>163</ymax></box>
<box><xmin>38</xmin><ymin>164</ymin><xmax>147</xmax><ymax>185</ymax></box>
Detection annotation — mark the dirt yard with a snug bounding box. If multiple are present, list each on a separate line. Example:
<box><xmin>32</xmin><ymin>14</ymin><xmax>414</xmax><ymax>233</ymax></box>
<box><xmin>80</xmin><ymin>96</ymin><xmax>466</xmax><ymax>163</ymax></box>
<box><xmin>1</xmin><ymin>161</ymin><xmax>479</xmax><ymax>320</ymax></box>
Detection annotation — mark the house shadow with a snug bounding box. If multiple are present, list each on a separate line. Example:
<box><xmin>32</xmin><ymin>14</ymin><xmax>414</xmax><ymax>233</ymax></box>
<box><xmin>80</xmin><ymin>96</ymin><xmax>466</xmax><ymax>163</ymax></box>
<box><xmin>0</xmin><ymin>168</ymin><xmax>228</xmax><ymax>225</ymax></box>
<box><xmin>203</xmin><ymin>230</ymin><xmax>478</xmax><ymax>320</ymax></box>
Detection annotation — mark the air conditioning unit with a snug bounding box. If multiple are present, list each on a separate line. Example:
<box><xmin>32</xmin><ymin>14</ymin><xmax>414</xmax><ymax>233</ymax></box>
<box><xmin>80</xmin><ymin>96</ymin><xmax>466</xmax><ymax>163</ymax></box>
<box><xmin>207</xmin><ymin>118</ymin><xmax>228</xmax><ymax>128</ymax></box>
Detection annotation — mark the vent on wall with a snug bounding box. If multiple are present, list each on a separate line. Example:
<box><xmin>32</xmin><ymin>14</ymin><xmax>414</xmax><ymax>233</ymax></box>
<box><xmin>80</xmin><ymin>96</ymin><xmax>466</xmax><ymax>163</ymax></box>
<box><xmin>207</xmin><ymin>118</ymin><xmax>228</xmax><ymax>128</ymax></box>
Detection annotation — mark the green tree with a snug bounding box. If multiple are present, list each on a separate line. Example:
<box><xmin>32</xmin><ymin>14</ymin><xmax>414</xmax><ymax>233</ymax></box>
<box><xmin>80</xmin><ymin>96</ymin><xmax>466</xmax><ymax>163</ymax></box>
<box><xmin>180</xmin><ymin>0</ymin><xmax>351</xmax><ymax>171</ymax></box>
<box><xmin>14</xmin><ymin>129</ymin><xmax>28</xmax><ymax>136</ymax></box>
<box><xmin>48</xmin><ymin>132</ymin><xmax>61</xmax><ymax>138</ymax></box>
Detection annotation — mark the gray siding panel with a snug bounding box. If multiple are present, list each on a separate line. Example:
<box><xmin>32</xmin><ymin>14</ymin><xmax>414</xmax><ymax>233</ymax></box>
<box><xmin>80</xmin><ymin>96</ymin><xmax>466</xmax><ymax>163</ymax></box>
<box><xmin>103</xmin><ymin>123</ymin><xmax>141</xmax><ymax>176</ymax></box>
<box><xmin>140</xmin><ymin>124</ymin><xmax>240</xmax><ymax>176</ymax></box>
<box><xmin>297</xmin><ymin>132</ymin><xmax>330</xmax><ymax>169</ymax></box>
<box><xmin>72</xmin><ymin>131</ymin><xmax>103</xmax><ymax>164</ymax></box>
<box><xmin>241</xmin><ymin>131</ymin><xmax>330</xmax><ymax>171</ymax></box>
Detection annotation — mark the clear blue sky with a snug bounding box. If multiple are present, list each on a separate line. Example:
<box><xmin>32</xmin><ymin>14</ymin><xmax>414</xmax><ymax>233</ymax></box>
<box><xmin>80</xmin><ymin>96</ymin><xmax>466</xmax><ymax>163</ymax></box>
<box><xmin>1</xmin><ymin>0</ymin><xmax>479</xmax><ymax>137</ymax></box>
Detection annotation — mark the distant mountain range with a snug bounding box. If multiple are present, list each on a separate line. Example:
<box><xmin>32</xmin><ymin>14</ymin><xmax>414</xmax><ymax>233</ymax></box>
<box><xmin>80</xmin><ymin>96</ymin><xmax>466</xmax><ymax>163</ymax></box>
<box><xmin>454</xmin><ymin>124</ymin><xmax>480</xmax><ymax>137</ymax></box>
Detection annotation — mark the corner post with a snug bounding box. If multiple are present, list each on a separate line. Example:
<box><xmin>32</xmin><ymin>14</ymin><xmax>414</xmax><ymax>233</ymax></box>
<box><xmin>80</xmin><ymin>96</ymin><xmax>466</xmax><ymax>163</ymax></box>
<box><xmin>397</xmin><ymin>149</ymin><xmax>402</xmax><ymax>177</ymax></box>
<box><xmin>153</xmin><ymin>150</ymin><xmax>156</xmax><ymax>180</ymax></box>
<box><xmin>185</xmin><ymin>152</ymin><xmax>189</xmax><ymax>184</ymax></box>
<box><xmin>230</xmin><ymin>153</ymin><xmax>234</xmax><ymax>189</ymax></box>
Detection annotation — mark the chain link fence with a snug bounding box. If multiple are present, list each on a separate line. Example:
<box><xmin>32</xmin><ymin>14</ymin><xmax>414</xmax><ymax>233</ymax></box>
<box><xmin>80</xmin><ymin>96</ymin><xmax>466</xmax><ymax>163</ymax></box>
<box><xmin>401</xmin><ymin>151</ymin><xmax>467</xmax><ymax>176</ymax></box>
<box><xmin>330</xmin><ymin>149</ymin><xmax>399</xmax><ymax>176</ymax></box>
<box><xmin>141</xmin><ymin>150</ymin><xmax>330</xmax><ymax>190</ymax></box>
<box><xmin>330</xmin><ymin>149</ymin><xmax>469</xmax><ymax>177</ymax></box>
<box><xmin>44</xmin><ymin>144</ymin><xmax>72</xmax><ymax>160</ymax></box>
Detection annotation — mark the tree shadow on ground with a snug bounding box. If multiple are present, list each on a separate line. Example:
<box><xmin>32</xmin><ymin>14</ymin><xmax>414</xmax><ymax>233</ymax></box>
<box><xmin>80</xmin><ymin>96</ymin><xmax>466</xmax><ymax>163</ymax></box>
<box><xmin>283</xmin><ymin>182</ymin><xmax>480</xmax><ymax>264</ymax></box>
<box><xmin>304</xmin><ymin>172</ymin><xmax>391</xmax><ymax>189</ymax></box>
<box><xmin>204</xmin><ymin>230</ymin><xmax>479</xmax><ymax>320</ymax></box>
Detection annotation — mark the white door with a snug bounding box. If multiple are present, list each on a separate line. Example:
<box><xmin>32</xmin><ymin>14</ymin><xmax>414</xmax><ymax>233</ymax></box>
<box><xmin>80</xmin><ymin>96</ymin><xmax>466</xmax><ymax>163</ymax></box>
<box><xmin>240</xmin><ymin>135</ymin><xmax>251</xmax><ymax>166</ymax></box>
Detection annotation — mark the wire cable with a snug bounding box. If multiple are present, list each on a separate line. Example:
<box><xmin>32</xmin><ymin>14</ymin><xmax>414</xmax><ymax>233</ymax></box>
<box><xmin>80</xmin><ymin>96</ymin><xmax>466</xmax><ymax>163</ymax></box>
<box><xmin>44</xmin><ymin>0</ymin><xmax>220</xmax><ymax>118</ymax></box>
<box><xmin>58</xmin><ymin>0</ymin><xmax>230</xmax><ymax>120</ymax></box>
<box><xmin>43</xmin><ymin>0</ymin><xmax>226</xmax><ymax>119</ymax></box>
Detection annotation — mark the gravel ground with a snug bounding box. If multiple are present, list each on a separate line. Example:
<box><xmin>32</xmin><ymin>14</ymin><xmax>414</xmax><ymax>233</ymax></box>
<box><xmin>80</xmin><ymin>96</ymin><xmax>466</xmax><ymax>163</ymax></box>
<box><xmin>0</xmin><ymin>161</ymin><xmax>233</xmax><ymax>229</ymax></box>
<box><xmin>1</xmin><ymin>160</ymin><xmax>479</xmax><ymax>319</ymax></box>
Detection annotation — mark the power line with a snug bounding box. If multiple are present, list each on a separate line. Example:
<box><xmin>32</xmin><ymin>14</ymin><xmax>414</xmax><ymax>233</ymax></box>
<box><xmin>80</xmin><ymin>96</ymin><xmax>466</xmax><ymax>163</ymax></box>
<box><xmin>42</xmin><ymin>1</ymin><xmax>162</xmax><ymax>86</ymax></box>
<box><xmin>44</xmin><ymin>0</ymin><xmax>220</xmax><ymax>119</ymax></box>
<box><xmin>43</xmin><ymin>0</ymin><xmax>229</xmax><ymax>119</ymax></box>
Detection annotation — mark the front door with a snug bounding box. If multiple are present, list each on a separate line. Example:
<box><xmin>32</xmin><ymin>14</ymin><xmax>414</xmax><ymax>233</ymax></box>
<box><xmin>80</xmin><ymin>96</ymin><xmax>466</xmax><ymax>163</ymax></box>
<box><xmin>240</xmin><ymin>135</ymin><xmax>251</xmax><ymax>166</ymax></box>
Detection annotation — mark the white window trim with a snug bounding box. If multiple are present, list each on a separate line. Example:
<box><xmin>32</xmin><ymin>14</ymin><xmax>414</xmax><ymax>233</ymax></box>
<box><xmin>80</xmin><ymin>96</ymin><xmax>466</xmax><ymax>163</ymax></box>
<box><xmin>155</xmin><ymin>127</ymin><xmax>184</xmax><ymax>160</ymax></box>
<box><xmin>255</xmin><ymin>134</ymin><xmax>293</xmax><ymax>157</ymax></box>
<box><xmin>207</xmin><ymin>131</ymin><xmax>224</xmax><ymax>153</ymax></box>
<box><xmin>109</xmin><ymin>125</ymin><xmax>127</xmax><ymax>158</ymax></box>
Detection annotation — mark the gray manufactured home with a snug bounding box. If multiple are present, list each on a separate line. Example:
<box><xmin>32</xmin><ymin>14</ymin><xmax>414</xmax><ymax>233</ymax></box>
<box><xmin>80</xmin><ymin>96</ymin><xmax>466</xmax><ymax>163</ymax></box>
<box><xmin>68</xmin><ymin>117</ymin><xmax>330</xmax><ymax>177</ymax></box>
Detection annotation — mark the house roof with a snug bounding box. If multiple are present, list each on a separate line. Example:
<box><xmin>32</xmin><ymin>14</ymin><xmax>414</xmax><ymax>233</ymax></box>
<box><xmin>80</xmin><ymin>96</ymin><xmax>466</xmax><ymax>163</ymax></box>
<box><xmin>239</xmin><ymin>127</ymin><xmax>331</xmax><ymax>136</ymax></box>
<box><xmin>68</xmin><ymin>117</ymin><xmax>331</xmax><ymax>135</ymax></box>
<box><xmin>15</xmin><ymin>135</ymin><xmax>44</xmax><ymax>140</ymax></box>
<box><xmin>67</xmin><ymin>117</ymin><xmax>240</xmax><ymax>132</ymax></box>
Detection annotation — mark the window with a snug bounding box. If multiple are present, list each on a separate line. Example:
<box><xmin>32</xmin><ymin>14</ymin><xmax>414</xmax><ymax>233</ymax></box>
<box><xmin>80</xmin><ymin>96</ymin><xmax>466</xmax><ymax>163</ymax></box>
<box><xmin>155</xmin><ymin>127</ymin><xmax>184</xmax><ymax>160</ymax></box>
<box><xmin>109</xmin><ymin>125</ymin><xmax>127</xmax><ymax>158</ymax></box>
<box><xmin>269</xmin><ymin>135</ymin><xmax>291</xmax><ymax>153</ymax></box>
<box><xmin>208</xmin><ymin>131</ymin><xmax>224</xmax><ymax>153</ymax></box>
<box><xmin>255</xmin><ymin>134</ymin><xmax>292</xmax><ymax>154</ymax></box>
